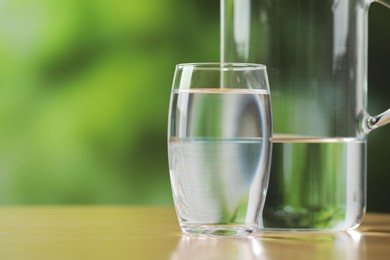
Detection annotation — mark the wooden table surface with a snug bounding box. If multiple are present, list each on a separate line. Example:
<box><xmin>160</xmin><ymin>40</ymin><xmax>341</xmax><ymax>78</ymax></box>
<box><xmin>0</xmin><ymin>207</ymin><xmax>388</xmax><ymax>259</ymax></box>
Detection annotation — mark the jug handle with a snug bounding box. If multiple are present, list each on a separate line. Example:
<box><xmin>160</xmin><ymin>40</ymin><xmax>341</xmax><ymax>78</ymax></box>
<box><xmin>366</xmin><ymin>109</ymin><xmax>390</xmax><ymax>131</ymax></box>
<box><xmin>364</xmin><ymin>0</ymin><xmax>390</xmax><ymax>133</ymax></box>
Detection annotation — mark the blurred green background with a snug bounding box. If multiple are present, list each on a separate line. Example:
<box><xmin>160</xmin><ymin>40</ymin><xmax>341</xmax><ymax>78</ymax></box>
<box><xmin>0</xmin><ymin>0</ymin><xmax>388</xmax><ymax>211</ymax></box>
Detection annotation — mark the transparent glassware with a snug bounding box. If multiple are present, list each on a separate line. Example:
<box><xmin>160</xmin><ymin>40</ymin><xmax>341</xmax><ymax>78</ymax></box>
<box><xmin>221</xmin><ymin>0</ymin><xmax>390</xmax><ymax>231</ymax></box>
<box><xmin>167</xmin><ymin>63</ymin><xmax>272</xmax><ymax>236</ymax></box>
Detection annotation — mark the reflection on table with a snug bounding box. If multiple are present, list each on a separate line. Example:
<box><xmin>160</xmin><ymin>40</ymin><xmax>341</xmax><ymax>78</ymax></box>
<box><xmin>170</xmin><ymin>213</ymin><xmax>390</xmax><ymax>260</ymax></box>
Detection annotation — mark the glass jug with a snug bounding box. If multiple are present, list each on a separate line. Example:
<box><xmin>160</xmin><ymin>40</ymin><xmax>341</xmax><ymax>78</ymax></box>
<box><xmin>221</xmin><ymin>0</ymin><xmax>390</xmax><ymax>231</ymax></box>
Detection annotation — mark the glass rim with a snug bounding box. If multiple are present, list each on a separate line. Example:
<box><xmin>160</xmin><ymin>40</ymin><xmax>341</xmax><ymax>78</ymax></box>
<box><xmin>176</xmin><ymin>62</ymin><xmax>267</xmax><ymax>71</ymax></box>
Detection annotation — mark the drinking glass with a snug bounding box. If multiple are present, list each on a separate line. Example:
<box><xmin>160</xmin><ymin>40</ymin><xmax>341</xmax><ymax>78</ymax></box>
<box><xmin>167</xmin><ymin>63</ymin><xmax>272</xmax><ymax>236</ymax></box>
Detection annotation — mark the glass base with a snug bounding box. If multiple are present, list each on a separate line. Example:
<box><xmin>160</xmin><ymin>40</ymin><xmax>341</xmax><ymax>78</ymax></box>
<box><xmin>180</xmin><ymin>224</ymin><xmax>256</xmax><ymax>237</ymax></box>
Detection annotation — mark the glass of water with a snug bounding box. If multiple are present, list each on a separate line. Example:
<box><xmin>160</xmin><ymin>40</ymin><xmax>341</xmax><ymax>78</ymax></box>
<box><xmin>167</xmin><ymin>63</ymin><xmax>272</xmax><ymax>236</ymax></box>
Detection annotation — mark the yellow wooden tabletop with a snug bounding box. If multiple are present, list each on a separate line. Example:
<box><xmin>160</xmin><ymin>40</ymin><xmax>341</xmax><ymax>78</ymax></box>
<box><xmin>0</xmin><ymin>207</ymin><xmax>388</xmax><ymax>260</ymax></box>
